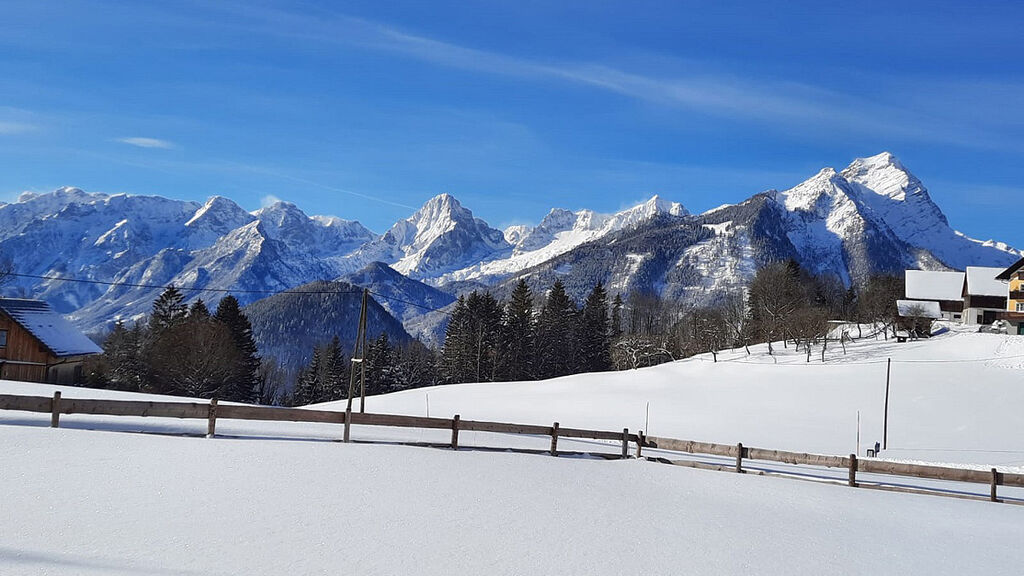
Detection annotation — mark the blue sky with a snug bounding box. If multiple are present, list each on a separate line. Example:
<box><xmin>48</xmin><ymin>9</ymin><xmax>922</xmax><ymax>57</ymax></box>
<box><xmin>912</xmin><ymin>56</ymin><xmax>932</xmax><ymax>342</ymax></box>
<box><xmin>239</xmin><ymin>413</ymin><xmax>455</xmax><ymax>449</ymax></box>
<box><xmin>1</xmin><ymin>0</ymin><xmax>1022</xmax><ymax>245</ymax></box>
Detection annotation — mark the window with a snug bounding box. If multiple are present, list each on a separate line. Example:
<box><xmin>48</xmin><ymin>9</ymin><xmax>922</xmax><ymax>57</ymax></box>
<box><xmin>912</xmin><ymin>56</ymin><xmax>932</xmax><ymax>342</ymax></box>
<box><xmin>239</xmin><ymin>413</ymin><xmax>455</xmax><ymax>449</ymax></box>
<box><xmin>0</xmin><ymin>329</ymin><xmax>7</xmax><ymax>347</ymax></box>
<box><xmin>1017</xmin><ymin>303</ymin><xmax>1024</xmax><ymax>312</ymax></box>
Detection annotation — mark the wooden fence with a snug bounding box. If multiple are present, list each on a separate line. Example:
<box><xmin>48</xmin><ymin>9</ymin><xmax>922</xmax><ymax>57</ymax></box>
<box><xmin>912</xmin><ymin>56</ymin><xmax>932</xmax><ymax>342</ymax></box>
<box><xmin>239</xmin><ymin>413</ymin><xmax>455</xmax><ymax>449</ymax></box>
<box><xmin>1</xmin><ymin>391</ymin><xmax>1021</xmax><ymax>504</ymax></box>
<box><xmin>0</xmin><ymin>392</ymin><xmax>638</xmax><ymax>459</ymax></box>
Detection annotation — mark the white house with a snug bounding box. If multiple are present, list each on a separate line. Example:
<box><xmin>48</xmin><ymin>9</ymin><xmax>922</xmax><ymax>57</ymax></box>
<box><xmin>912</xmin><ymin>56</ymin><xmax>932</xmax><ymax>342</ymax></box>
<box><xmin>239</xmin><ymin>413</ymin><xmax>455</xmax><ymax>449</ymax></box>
<box><xmin>962</xmin><ymin>266</ymin><xmax>1008</xmax><ymax>326</ymax></box>
<box><xmin>904</xmin><ymin>270</ymin><xmax>965</xmax><ymax>322</ymax></box>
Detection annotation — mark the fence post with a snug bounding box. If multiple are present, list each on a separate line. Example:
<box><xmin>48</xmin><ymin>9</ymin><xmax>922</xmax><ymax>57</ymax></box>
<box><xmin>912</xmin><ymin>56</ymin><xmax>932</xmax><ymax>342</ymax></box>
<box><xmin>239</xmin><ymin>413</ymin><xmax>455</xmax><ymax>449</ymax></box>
<box><xmin>635</xmin><ymin>431</ymin><xmax>644</xmax><ymax>459</ymax></box>
<box><xmin>735</xmin><ymin>443</ymin><xmax>744</xmax><ymax>473</ymax></box>
<box><xmin>991</xmin><ymin>468</ymin><xmax>1000</xmax><ymax>503</ymax></box>
<box><xmin>848</xmin><ymin>454</ymin><xmax>858</xmax><ymax>487</ymax></box>
<box><xmin>207</xmin><ymin>398</ymin><xmax>218</xmax><ymax>438</ymax></box>
<box><xmin>451</xmin><ymin>415</ymin><xmax>460</xmax><ymax>451</ymax></box>
<box><xmin>621</xmin><ymin>428</ymin><xmax>629</xmax><ymax>459</ymax></box>
<box><xmin>550</xmin><ymin>422</ymin><xmax>559</xmax><ymax>456</ymax></box>
<box><xmin>343</xmin><ymin>408</ymin><xmax>352</xmax><ymax>443</ymax></box>
<box><xmin>50</xmin><ymin>391</ymin><xmax>61</xmax><ymax>428</ymax></box>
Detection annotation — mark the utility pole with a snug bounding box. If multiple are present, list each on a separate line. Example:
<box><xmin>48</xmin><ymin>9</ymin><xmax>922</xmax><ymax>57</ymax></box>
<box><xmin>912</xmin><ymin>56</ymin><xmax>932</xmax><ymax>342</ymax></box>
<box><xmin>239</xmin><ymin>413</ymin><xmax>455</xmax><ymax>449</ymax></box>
<box><xmin>346</xmin><ymin>288</ymin><xmax>370</xmax><ymax>413</ymax></box>
<box><xmin>882</xmin><ymin>358</ymin><xmax>891</xmax><ymax>450</ymax></box>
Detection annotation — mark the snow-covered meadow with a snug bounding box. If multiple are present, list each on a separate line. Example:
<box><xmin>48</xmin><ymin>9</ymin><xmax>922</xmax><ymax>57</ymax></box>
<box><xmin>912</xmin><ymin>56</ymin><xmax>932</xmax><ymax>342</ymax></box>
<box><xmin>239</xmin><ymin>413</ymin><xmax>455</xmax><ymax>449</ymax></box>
<box><xmin>2</xmin><ymin>324</ymin><xmax>1023</xmax><ymax>574</ymax></box>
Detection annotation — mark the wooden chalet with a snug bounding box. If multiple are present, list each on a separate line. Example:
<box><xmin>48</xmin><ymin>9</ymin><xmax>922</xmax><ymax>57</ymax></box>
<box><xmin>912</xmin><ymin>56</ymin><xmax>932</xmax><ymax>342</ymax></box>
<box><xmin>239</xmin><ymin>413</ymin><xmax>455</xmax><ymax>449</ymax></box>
<box><xmin>0</xmin><ymin>298</ymin><xmax>102</xmax><ymax>384</ymax></box>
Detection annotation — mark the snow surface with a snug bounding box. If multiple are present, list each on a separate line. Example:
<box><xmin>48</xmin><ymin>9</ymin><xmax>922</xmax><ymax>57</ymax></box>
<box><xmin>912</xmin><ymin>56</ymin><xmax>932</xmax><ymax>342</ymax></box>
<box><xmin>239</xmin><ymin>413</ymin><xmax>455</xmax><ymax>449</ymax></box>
<box><xmin>3</xmin><ymin>327</ymin><xmax>1024</xmax><ymax>574</ymax></box>
<box><xmin>905</xmin><ymin>269</ymin><xmax>965</xmax><ymax>302</ymax></box>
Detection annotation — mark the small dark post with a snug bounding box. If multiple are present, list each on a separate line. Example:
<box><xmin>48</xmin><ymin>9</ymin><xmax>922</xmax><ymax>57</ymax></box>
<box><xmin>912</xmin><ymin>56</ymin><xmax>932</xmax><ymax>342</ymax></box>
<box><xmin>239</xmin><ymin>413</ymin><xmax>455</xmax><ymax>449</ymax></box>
<box><xmin>343</xmin><ymin>408</ymin><xmax>352</xmax><ymax>443</ymax></box>
<box><xmin>735</xmin><ymin>443</ymin><xmax>744</xmax><ymax>473</ymax></box>
<box><xmin>550</xmin><ymin>422</ymin><xmax>560</xmax><ymax>456</ymax></box>
<box><xmin>451</xmin><ymin>415</ymin><xmax>461</xmax><ymax>450</ymax></box>
<box><xmin>207</xmin><ymin>398</ymin><xmax>218</xmax><ymax>438</ymax></box>
<box><xmin>635</xmin><ymin>431</ymin><xmax>644</xmax><ymax>459</ymax></box>
<box><xmin>621</xmin><ymin>428</ymin><xmax>629</xmax><ymax>459</ymax></box>
<box><xmin>991</xmin><ymin>468</ymin><xmax>1000</xmax><ymax>503</ymax></box>
<box><xmin>883</xmin><ymin>358</ymin><xmax>891</xmax><ymax>450</ymax></box>
<box><xmin>848</xmin><ymin>454</ymin><xmax>858</xmax><ymax>487</ymax></box>
<box><xmin>50</xmin><ymin>391</ymin><xmax>61</xmax><ymax>428</ymax></box>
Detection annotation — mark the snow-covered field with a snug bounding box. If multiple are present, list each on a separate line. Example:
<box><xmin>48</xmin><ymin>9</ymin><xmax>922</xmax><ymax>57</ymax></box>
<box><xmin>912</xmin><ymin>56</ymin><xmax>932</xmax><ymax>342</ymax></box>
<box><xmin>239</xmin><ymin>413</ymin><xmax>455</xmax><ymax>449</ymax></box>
<box><xmin>3</xmin><ymin>323</ymin><xmax>1024</xmax><ymax>574</ymax></box>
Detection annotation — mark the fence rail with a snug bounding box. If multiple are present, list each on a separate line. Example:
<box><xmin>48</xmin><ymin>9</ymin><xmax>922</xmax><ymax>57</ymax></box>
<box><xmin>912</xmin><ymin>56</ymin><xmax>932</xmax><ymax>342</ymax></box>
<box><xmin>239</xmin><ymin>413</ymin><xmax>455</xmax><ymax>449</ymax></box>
<box><xmin>642</xmin><ymin>434</ymin><xmax>1024</xmax><ymax>500</ymax></box>
<box><xmin>1</xmin><ymin>392</ymin><xmax>1020</xmax><ymax>503</ymax></box>
<box><xmin>0</xmin><ymin>392</ymin><xmax>638</xmax><ymax>458</ymax></box>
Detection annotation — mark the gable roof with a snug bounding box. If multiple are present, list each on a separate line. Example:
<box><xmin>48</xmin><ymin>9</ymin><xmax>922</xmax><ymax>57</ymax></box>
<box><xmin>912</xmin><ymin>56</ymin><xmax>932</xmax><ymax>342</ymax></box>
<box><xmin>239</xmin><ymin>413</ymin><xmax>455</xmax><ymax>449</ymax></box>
<box><xmin>995</xmin><ymin>257</ymin><xmax>1024</xmax><ymax>281</ymax></box>
<box><xmin>904</xmin><ymin>270</ymin><xmax>965</xmax><ymax>302</ymax></box>
<box><xmin>0</xmin><ymin>299</ymin><xmax>103</xmax><ymax>357</ymax></box>
<box><xmin>965</xmin><ymin>266</ymin><xmax>1008</xmax><ymax>297</ymax></box>
<box><xmin>897</xmin><ymin>300</ymin><xmax>943</xmax><ymax>319</ymax></box>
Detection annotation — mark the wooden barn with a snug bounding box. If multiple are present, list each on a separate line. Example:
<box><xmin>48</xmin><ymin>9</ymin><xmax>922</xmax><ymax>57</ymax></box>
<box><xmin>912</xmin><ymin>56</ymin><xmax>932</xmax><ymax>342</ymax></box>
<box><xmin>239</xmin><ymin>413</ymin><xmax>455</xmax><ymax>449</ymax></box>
<box><xmin>0</xmin><ymin>298</ymin><xmax>102</xmax><ymax>384</ymax></box>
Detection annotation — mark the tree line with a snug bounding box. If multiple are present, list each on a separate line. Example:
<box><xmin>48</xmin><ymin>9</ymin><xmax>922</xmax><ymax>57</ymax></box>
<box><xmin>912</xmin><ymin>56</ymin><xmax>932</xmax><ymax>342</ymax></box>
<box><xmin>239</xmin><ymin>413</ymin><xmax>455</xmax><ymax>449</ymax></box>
<box><xmin>79</xmin><ymin>258</ymin><xmax>907</xmax><ymax>403</ymax></box>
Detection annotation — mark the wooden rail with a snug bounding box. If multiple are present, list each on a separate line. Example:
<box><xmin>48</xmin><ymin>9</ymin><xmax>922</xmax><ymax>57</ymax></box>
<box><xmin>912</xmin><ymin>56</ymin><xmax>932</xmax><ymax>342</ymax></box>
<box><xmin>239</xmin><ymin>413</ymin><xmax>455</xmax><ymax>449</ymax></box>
<box><xmin>2</xmin><ymin>391</ymin><xmax>1020</xmax><ymax>504</ymax></box>
<box><xmin>642</xmin><ymin>434</ymin><xmax>1024</xmax><ymax>500</ymax></box>
<box><xmin>0</xmin><ymin>392</ymin><xmax>635</xmax><ymax>458</ymax></box>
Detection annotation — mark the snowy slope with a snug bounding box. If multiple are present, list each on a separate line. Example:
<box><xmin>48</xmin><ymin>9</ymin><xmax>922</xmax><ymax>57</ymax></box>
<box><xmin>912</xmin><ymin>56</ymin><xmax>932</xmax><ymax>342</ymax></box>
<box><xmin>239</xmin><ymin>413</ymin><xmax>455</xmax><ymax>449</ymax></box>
<box><xmin>3</xmin><ymin>328</ymin><xmax>1024</xmax><ymax>574</ymax></box>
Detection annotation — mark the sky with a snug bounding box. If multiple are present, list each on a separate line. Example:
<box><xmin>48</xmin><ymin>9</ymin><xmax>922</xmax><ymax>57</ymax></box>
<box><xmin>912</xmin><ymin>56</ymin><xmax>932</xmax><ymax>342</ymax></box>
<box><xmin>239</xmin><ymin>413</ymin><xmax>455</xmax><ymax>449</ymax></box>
<box><xmin>1</xmin><ymin>0</ymin><xmax>1022</xmax><ymax>245</ymax></box>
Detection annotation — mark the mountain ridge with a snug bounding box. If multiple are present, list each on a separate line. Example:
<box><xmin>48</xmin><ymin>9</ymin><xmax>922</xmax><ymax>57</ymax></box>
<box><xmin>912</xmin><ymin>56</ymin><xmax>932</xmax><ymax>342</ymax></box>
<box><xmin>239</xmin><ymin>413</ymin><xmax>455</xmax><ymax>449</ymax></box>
<box><xmin>1</xmin><ymin>152</ymin><xmax>1018</xmax><ymax>337</ymax></box>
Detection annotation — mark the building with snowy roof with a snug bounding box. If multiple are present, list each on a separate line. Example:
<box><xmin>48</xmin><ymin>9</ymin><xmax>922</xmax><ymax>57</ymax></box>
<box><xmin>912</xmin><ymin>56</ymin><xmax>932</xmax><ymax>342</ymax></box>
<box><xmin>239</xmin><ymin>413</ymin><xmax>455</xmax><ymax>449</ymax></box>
<box><xmin>962</xmin><ymin>266</ymin><xmax>1008</xmax><ymax>326</ymax></box>
<box><xmin>903</xmin><ymin>270</ymin><xmax>965</xmax><ymax>322</ymax></box>
<box><xmin>0</xmin><ymin>298</ymin><xmax>102</xmax><ymax>384</ymax></box>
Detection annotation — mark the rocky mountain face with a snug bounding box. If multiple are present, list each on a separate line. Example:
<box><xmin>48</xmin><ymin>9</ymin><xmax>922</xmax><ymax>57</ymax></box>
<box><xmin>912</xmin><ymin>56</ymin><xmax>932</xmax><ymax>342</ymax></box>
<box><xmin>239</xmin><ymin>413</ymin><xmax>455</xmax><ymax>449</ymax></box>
<box><xmin>1</xmin><ymin>152</ymin><xmax>1019</xmax><ymax>343</ymax></box>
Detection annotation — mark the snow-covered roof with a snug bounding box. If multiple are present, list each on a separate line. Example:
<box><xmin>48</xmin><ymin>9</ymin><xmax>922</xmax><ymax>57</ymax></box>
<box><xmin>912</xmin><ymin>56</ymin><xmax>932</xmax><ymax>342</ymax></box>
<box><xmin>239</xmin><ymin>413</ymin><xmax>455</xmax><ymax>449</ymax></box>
<box><xmin>904</xmin><ymin>270</ymin><xmax>965</xmax><ymax>302</ymax></box>
<box><xmin>897</xmin><ymin>300</ymin><xmax>943</xmax><ymax>319</ymax></box>
<box><xmin>0</xmin><ymin>299</ymin><xmax>103</xmax><ymax>357</ymax></box>
<box><xmin>965</xmin><ymin>266</ymin><xmax>1008</xmax><ymax>297</ymax></box>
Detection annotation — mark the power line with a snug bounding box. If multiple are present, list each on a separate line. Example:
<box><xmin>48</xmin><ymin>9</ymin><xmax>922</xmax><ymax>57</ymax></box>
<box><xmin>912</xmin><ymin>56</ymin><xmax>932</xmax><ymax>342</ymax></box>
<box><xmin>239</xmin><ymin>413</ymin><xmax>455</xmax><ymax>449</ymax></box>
<box><xmin>9</xmin><ymin>272</ymin><xmax>450</xmax><ymax>313</ymax></box>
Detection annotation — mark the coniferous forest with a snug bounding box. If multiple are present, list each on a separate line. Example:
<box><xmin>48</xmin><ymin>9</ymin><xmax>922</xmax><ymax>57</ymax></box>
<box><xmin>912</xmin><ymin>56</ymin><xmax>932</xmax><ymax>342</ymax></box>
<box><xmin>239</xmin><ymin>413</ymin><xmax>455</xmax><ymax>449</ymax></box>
<box><xmin>81</xmin><ymin>260</ymin><xmax>906</xmax><ymax>406</ymax></box>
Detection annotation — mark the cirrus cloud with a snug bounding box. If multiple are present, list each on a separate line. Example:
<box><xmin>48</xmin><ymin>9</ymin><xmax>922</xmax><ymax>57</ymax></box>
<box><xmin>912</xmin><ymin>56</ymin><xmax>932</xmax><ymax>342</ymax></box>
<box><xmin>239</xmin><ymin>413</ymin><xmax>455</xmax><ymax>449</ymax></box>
<box><xmin>117</xmin><ymin>137</ymin><xmax>176</xmax><ymax>149</ymax></box>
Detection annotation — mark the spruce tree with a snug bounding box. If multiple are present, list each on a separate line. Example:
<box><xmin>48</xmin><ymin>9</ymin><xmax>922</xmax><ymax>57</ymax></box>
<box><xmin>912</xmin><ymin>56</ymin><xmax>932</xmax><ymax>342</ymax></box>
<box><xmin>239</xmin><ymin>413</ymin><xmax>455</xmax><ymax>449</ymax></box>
<box><xmin>442</xmin><ymin>296</ymin><xmax>473</xmax><ymax>383</ymax></box>
<box><xmin>150</xmin><ymin>286</ymin><xmax>187</xmax><ymax>335</ymax></box>
<box><xmin>611</xmin><ymin>294</ymin><xmax>624</xmax><ymax>340</ymax></box>
<box><xmin>215</xmin><ymin>295</ymin><xmax>261</xmax><ymax>403</ymax></box>
<box><xmin>188</xmin><ymin>299</ymin><xmax>210</xmax><ymax>321</ymax></box>
<box><xmin>293</xmin><ymin>345</ymin><xmax>322</xmax><ymax>405</ymax></box>
<box><xmin>535</xmin><ymin>280</ymin><xmax>578</xmax><ymax>379</ymax></box>
<box><xmin>579</xmin><ymin>282</ymin><xmax>612</xmax><ymax>372</ymax></box>
<box><xmin>498</xmin><ymin>279</ymin><xmax>535</xmax><ymax>381</ymax></box>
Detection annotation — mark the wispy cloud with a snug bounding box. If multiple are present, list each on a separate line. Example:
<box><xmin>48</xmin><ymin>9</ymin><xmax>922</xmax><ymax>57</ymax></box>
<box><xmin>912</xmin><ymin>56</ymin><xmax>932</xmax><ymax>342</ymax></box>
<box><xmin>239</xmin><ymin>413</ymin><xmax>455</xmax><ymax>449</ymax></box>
<box><xmin>0</xmin><ymin>121</ymin><xmax>37</xmax><ymax>135</ymax></box>
<box><xmin>191</xmin><ymin>3</ymin><xmax>1019</xmax><ymax>151</ymax></box>
<box><xmin>259</xmin><ymin>194</ymin><xmax>282</xmax><ymax>207</ymax></box>
<box><xmin>117</xmin><ymin>137</ymin><xmax>176</xmax><ymax>149</ymax></box>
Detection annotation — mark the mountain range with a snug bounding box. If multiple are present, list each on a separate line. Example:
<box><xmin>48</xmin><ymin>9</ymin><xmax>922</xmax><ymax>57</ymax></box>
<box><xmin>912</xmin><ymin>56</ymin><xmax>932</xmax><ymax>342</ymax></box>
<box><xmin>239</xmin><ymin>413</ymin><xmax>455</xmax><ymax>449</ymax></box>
<box><xmin>1</xmin><ymin>152</ymin><xmax>1018</xmax><ymax>350</ymax></box>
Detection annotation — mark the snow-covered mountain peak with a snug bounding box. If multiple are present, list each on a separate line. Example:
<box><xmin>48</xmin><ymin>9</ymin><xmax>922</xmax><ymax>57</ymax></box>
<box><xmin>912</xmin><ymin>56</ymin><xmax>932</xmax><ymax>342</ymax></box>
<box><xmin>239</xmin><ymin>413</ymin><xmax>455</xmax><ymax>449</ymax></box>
<box><xmin>841</xmin><ymin>151</ymin><xmax>924</xmax><ymax>203</ymax></box>
<box><xmin>186</xmin><ymin>196</ymin><xmax>254</xmax><ymax>229</ymax></box>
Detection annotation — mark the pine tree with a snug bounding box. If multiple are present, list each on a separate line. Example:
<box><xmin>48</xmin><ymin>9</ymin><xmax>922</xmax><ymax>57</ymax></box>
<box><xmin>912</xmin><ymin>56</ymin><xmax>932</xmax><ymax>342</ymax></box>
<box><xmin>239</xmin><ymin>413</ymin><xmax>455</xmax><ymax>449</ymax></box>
<box><xmin>150</xmin><ymin>286</ymin><xmax>187</xmax><ymax>335</ymax></box>
<box><xmin>535</xmin><ymin>280</ymin><xmax>578</xmax><ymax>379</ymax></box>
<box><xmin>214</xmin><ymin>295</ymin><xmax>261</xmax><ymax>403</ymax></box>
<box><xmin>579</xmin><ymin>282</ymin><xmax>612</xmax><ymax>372</ymax></box>
<box><xmin>498</xmin><ymin>279</ymin><xmax>535</xmax><ymax>381</ymax></box>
